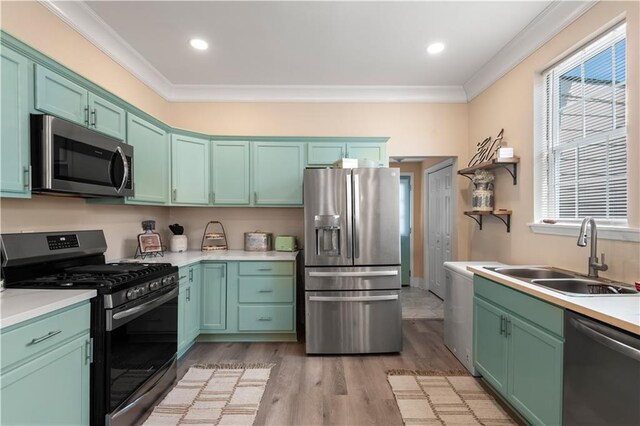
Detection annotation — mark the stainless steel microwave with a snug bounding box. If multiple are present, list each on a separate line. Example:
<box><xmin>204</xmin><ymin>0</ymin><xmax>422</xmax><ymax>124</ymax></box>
<box><xmin>31</xmin><ymin>114</ymin><xmax>134</xmax><ymax>197</ymax></box>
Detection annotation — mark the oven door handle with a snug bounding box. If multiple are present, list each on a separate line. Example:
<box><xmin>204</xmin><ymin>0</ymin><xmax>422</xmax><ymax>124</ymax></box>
<box><xmin>108</xmin><ymin>287</ymin><xmax>178</xmax><ymax>331</ymax></box>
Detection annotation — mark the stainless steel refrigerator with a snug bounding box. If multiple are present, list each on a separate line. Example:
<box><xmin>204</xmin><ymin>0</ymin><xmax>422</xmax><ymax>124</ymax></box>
<box><xmin>304</xmin><ymin>168</ymin><xmax>402</xmax><ymax>354</ymax></box>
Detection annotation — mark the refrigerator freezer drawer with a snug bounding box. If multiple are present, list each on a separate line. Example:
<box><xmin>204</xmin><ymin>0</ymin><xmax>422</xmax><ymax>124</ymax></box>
<box><xmin>305</xmin><ymin>266</ymin><xmax>401</xmax><ymax>291</ymax></box>
<box><xmin>305</xmin><ymin>290</ymin><xmax>402</xmax><ymax>354</ymax></box>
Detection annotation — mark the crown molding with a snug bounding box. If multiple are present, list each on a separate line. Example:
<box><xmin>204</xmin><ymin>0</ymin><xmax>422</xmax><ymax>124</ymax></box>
<box><xmin>463</xmin><ymin>0</ymin><xmax>598</xmax><ymax>101</ymax></box>
<box><xmin>40</xmin><ymin>0</ymin><xmax>595</xmax><ymax>104</ymax></box>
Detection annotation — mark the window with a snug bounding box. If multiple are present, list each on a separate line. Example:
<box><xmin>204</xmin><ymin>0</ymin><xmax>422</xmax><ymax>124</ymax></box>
<box><xmin>538</xmin><ymin>23</ymin><xmax>627</xmax><ymax>224</ymax></box>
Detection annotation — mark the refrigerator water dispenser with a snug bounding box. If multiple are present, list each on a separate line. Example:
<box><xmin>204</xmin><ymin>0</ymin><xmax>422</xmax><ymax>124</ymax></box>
<box><xmin>314</xmin><ymin>215</ymin><xmax>341</xmax><ymax>256</ymax></box>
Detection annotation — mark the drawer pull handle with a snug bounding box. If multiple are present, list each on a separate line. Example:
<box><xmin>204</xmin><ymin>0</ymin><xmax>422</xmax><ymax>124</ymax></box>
<box><xmin>258</xmin><ymin>290</ymin><xmax>273</xmax><ymax>293</ymax></box>
<box><xmin>258</xmin><ymin>268</ymin><xmax>272</xmax><ymax>271</ymax></box>
<box><xmin>258</xmin><ymin>317</ymin><xmax>273</xmax><ymax>321</ymax></box>
<box><xmin>179</xmin><ymin>275</ymin><xmax>187</xmax><ymax>280</ymax></box>
<box><xmin>29</xmin><ymin>330</ymin><xmax>62</xmax><ymax>345</ymax></box>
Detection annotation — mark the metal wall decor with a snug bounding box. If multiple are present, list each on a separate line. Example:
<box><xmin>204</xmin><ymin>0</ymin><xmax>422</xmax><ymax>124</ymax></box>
<box><xmin>468</xmin><ymin>129</ymin><xmax>505</xmax><ymax>167</ymax></box>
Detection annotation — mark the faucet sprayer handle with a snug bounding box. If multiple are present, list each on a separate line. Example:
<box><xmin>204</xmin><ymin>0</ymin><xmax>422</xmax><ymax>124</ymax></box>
<box><xmin>600</xmin><ymin>253</ymin><xmax>608</xmax><ymax>271</ymax></box>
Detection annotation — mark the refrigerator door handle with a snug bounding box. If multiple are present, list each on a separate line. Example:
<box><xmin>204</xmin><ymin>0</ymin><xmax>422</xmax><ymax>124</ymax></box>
<box><xmin>353</xmin><ymin>173</ymin><xmax>360</xmax><ymax>259</ymax></box>
<box><xmin>309</xmin><ymin>295</ymin><xmax>398</xmax><ymax>302</ymax></box>
<box><xmin>308</xmin><ymin>270</ymin><xmax>398</xmax><ymax>278</ymax></box>
<box><xmin>345</xmin><ymin>173</ymin><xmax>353</xmax><ymax>259</ymax></box>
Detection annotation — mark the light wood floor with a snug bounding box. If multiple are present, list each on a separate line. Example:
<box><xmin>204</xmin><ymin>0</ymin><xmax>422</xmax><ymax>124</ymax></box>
<box><xmin>143</xmin><ymin>320</ymin><xmax>477</xmax><ymax>425</ymax></box>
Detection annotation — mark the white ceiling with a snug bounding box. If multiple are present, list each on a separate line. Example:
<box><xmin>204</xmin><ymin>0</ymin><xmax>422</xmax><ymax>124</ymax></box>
<box><xmin>43</xmin><ymin>1</ymin><xmax>596</xmax><ymax>102</ymax></box>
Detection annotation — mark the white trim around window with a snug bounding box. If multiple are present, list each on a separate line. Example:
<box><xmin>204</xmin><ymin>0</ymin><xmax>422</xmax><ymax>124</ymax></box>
<box><xmin>528</xmin><ymin>222</ymin><xmax>639</xmax><ymax>242</ymax></box>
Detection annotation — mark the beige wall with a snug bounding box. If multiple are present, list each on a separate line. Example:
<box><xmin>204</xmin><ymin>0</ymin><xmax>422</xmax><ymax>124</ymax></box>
<box><xmin>467</xmin><ymin>1</ymin><xmax>640</xmax><ymax>283</ymax></box>
<box><xmin>0</xmin><ymin>196</ymin><xmax>170</xmax><ymax>260</ymax></box>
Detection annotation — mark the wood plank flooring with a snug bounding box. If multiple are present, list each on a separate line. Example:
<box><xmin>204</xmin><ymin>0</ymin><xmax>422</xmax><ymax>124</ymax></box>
<box><xmin>142</xmin><ymin>319</ymin><xmax>470</xmax><ymax>425</ymax></box>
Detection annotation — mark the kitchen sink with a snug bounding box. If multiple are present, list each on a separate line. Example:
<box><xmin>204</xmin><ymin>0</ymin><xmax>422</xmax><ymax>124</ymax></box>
<box><xmin>486</xmin><ymin>266</ymin><xmax>638</xmax><ymax>296</ymax></box>
<box><xmin>531</xmin><ymin>278</ymin><xmax>638</xmax><ymax>295</ymax></box>
<box><xmin>493</xmin><ymin>267</ymin><xmax>574</xmax><ymax>280</ymax></box>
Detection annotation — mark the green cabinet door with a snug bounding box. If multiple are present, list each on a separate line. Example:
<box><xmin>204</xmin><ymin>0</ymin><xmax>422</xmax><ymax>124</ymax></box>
<box><xmin>0</xmin><ymin>47</ymin><xmax>30</xmax><ymax>198</ymax></box>
<box><xmin>0</xmin><ymin>333</ymin><xmax>90</xmax><ymax>425</ymax></box>
<box><xmin>473</xmin><ymin>297</ymin><xmax>509</xmax><ymax>395</ymax></box>
<box><xmin>252</xmin><ymin>142</ymin><xmax>304</xmax><ymax>205</ymax></box>
<box><xmin>178</xmin><ymin>282</ymin><xmax>189</xmax><ymax>355</ymax></box>
<box><xmin>187</xmin><ymin>265</ymin><xmax>202</xmax><ymax>341</ymax></box>
<box><xmin>34</xmin><ymin>64</ymin><xmax>88</xmax><ymax>126</ymax></box>
<box><xmin>211</xmin><ymin>141</ymin><xmax>250</xmax><ymax>205</ymax></box>
<box><xmin>127</xmin><ymin>114</ymin><xmax>169</xmax><ymax>204</ymax></box>
<box><xmin>201</xmin><ymin>264</ymin><xmax>227</xmax><ymax>330</ymax></box>
<box><xmin>507</xmin><ymin>315</ymin><xmax>563</xmax><ymax>426</ymax></box>
<box><xmin>307</xmin><ymin>142</ymin><xmax>345</xmax><ymax>166</ymax></box>
<box><xmin>346</xmin><ymin>143</ymin><xmax>387</xmax><ymax>166</ymax></box>
<box><xmin>88</xmin><ymin>92</ymin><xmax>126</xmax><ymax>140</ymax></box>
<box><xmin>171</xmin><ymin>134</ymin><xmax>210</xmax><ymax>205</ymax></box>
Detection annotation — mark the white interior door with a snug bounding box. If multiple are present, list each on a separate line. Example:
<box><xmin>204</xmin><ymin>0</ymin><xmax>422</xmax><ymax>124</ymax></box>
<box><xmin>428</xmin><ymin>164</ymin><xmax>453</xmax><ymax>299</ymax></box>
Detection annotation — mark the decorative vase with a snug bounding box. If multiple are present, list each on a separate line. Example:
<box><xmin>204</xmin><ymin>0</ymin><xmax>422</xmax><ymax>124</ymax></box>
<box><xmin>170</xmin><ymin>235</ymin><xmax>188</xmax><ymax>252</ymax></box>
<box><xmin>472</xmin><ymin>170</ymin><xmax>495</xmax><ymax>211</ymax></box>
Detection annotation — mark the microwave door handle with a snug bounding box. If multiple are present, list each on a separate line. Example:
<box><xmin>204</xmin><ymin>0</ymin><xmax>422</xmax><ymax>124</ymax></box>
<box><xmin>115</xmin><ymin>146</ymin><xmax>129</xmax><ymax>194</ymax></box>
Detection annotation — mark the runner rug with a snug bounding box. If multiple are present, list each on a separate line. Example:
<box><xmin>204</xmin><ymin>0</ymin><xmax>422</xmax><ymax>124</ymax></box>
<box><xmin>144</xmin><ymin>363</ymin><xmax>274</xmax><ymax>426</ymax></box>
<box><xmin>387</xmin><ymin>370</ymin><xmax>517</xmax><ymax>425</ymax></box>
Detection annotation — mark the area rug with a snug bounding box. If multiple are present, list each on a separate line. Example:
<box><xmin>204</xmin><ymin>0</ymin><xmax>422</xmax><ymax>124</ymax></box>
<box><xmin>143</xmin><ymin>363</ymin><xmax>274</xmax><ymax>426</ymax></box>
<box><xmin>387</xmin><ymin>370</ymin><xmax>516</xmax><ymax>425</ymax></box>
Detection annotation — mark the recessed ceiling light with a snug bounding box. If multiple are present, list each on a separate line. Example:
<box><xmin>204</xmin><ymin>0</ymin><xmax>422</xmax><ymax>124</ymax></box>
<box><xmin>190</xmin><ymin>38</ymin><xmax>209</xmax><ymax>51</ymax></box>
<box><xmin>427</xmin><ymin>42</ymin><xmax>445</xmax><ymax>55</ymax></box>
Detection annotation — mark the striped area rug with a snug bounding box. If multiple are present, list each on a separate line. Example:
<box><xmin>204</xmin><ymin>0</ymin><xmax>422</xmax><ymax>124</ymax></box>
<box><xmin>387</xmin><ymin>370</ymin><xmax>516</xmax><ymax>425</ymax></box>
<box><xmin>144</xmin><ymin>363</ymin><xmax>274</xmax><ymax>425</ymax></box>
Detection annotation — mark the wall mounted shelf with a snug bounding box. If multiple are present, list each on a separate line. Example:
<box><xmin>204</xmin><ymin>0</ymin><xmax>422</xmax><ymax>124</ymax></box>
<box><xmin>458</xmin><ymin>157</ymin><xmax>520</xmax><ymax>185</ymax></box>
<box><xmin>464</xmin><ymin>210</ymin><xmax>512</xmax><ymax>232</ymax></box>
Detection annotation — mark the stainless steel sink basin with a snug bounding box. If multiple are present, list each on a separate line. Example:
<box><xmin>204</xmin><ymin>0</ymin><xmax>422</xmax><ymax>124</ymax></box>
<box><xmin>493</xmin><ymin>267</ymin><xmax>574</xmax><ymax>280</ymax></box>
<box><xmin>485</xmin><ymin>266</ymin><xmax>638</xmax><ymax>296</ymax></box>
<box><xmin>531</xmin><ymin>278</ymin><xmax>637</xmax><ymax>295</ymax></box>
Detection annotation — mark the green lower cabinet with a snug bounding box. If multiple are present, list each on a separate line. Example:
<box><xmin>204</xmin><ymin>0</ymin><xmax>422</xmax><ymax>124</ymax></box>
<box><xmin>1</xmin><ymin>333</ymin><xmax>91</xmax><ymax>425</ymax></box>
<box><xmin>187</xmin><ymin>266</ymin><xmax>202</xmax><ymax>341</ymax></box>
<box><xmin>178</xmin><ymin>283</ymin><xmax>189</xmax><ymax>355</ymax></box>
<box><xmin>473</xmin><ymin>276</ymin><xmax>564</xmax><ymax>426</ymax></box>
<box><xmin>0</xmin><ymin>46</ymin><xmax>30</xmax><ymax>198</ymax></box>
<box><xmin>507</xmin><ymin>315</ymin><xmax>563</xmax><ymax>426</ymax></box>
<box><xmin>473</xmin><ymin>297</ymin><xmax>509</xmax><ymax>395</ymax></box>
<box><xmin>201</xmin><ymin>264</ymin><xmax>227</xmax><ymax>330</ymax></box>
<box><xmin>238</xmin><ymin>305</ymin><xmax>294</xmax><ymax>332</ymax></box>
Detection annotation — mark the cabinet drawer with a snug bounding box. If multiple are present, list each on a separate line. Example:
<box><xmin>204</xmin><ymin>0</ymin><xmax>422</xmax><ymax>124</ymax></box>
<box><xmin>239</xmin><ymin>261</ymin><xmax>293</xmax><ymax>276</ymax></box>
<box><xmin>238</xmin><ymin>306</ymin><xmax>294</xmax><ymax>331</ymax></box>
<box><xmin>238</xmin><ymin>277</ymin><xmax>294</xmax><ymax>303</ymax></box>
<box><xmin>474</xmin><ymin>275</ymin><xmax>563</xmax><ymax>337</ymax></box>
<box><xmin>1</xmin><ymin>303</ymin><xmax>91</xmax><ymax>371</ymax></box>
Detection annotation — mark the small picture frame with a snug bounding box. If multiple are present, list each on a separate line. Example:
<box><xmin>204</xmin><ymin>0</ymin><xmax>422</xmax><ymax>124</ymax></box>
<box><xmin>138</xmin><ymin>233</ymin><xmax>163</xmax><ymax>254</ymax></box>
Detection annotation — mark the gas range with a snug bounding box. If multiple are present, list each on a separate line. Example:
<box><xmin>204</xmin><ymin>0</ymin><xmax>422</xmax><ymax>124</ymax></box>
<box><xmin>0</xmin><ymin>230</ymin><xmax>179</xmax><ymax>426</ymax></box>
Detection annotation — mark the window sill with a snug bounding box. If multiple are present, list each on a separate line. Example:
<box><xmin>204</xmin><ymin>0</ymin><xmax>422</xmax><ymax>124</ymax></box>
<box><xmin>528</xmin><ymin>222</ymin><xmax>640</xmax><ymax>242</ymax></box>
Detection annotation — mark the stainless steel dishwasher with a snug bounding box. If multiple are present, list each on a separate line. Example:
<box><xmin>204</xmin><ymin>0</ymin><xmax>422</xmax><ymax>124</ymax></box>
<box><xmin>563</xmin><ymin>310</ymin><xmax>640</xmax><ymax>425</ymax></box>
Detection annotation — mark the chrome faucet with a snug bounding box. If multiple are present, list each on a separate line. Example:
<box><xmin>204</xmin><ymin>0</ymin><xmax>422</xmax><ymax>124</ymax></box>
<box><xmin>577</xmin><ymin>217</ymin><xmax>608</xmax><ymax>278</ymax></box>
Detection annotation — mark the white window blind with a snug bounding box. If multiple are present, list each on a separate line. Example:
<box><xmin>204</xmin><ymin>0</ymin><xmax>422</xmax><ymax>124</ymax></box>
<box><xmin>539</xmin><ymin>23</ymin><xmax>627</xmax><ymax>223</ymax></box>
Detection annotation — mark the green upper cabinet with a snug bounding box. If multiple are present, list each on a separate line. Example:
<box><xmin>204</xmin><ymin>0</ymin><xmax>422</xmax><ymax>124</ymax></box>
<box><xmin>346</xmin><ymin>142</ymin><xmax>388</xmax><ymax>166</ymax></box>
<box><xmin>35</xmin><ymin>64</ymin><xmax>88</xmax><ymax>126</ymax></box>
<box><xmin>87</xmin><ymin>92</ymin><xmax>126</xmax><ymax>140</ymax></box>
<box><xmin>252</xmin><ymin>142</ymin><xmax>305</xmax><ymax>206</ymax></box>
<box><xmin>35</xmin><ymin>65</ymin><xmax>126</xmax><ymax>140</ymax></box>
<box><xmin>171</xmin><ymin>134</ymin><xmax>210</xmax><ymax>205</ymax></box>
<box><xmin>211</xmin><ymin>141</ymin><xmax>251</xmax><ymax>205</ymax></box>
<box><xmin>1</xmin><ymin>47</ymin><xmax>30</xmax><ymax>198</ymax></box>
<box><xmin>306</xmin><ymin>142</ymin><xmax>346</xmax><ymax>166</ymax></box>
<box><xmin>127</xmin><ymin>114</ymin><xmax>170</xmax><ymax>204</ymax></box>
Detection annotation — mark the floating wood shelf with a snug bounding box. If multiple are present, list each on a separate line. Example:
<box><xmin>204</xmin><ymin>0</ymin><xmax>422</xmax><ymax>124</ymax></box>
<box><xmin>464</xmin><ymin>210</ymin><xmax>512</xmax><ymax>232</ymax></box>
<box><xmin>458</xmin><ymin>157</ymin><xmax>520</xmax><ymax>185</ymax></box>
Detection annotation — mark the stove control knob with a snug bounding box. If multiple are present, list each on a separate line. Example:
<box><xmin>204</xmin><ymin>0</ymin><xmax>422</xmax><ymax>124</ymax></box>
<box><xmin>162</xmin><ymin>277</ymin><xmax>169</xmax><ymax>286</ymax></box>
<box><xmin>150</xmin><ymin>282</ymin><xmax>159</xmax><ymax>291</ymax></box>
<box><xmin>126</xmin><ymin>289</ymin><xmax>135</xmax><ymax>300</ymax></box>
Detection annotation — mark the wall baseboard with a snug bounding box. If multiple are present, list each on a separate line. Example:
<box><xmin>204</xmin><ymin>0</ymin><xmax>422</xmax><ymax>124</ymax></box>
<box><xmin>410</xmin><ymin>277</ymin><xmax>427</xmax><ymax>290</ymax></box>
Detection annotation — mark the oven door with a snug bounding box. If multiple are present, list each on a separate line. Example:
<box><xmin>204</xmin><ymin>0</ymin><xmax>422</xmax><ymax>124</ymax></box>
<box><xmin>32</xmin><ymin>114</ymin><xmax>134</xmax><ymax>197</ymax></box>
<box><xmin>105</xmin><ymin>285</ymin><xmax>178</xmax><ymax>425</ymax></box>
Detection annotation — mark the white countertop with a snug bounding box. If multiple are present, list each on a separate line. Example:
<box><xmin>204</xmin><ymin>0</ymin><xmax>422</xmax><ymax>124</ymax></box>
<box><xmin>116</xmin><ymin>250</ymin><xmax>298</xmax><ymax>268</ymax></box>
<box><xmin>0</xmin><ymin>289</ymin><xmax>96</xmax><ymax>330</ymax></box>
<box><xmin>469</xmin><ymin>266</ymin><xmax>640</xmax><ymax>335</ymax></box>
